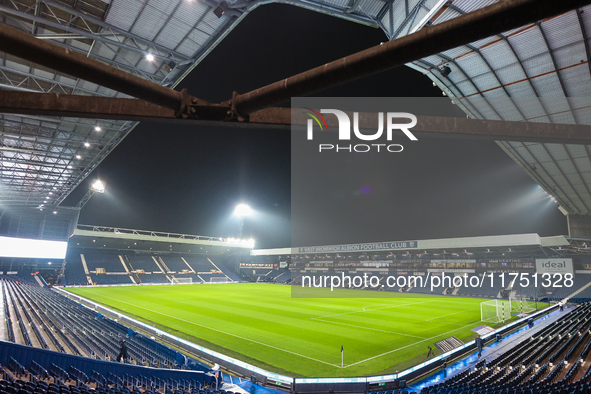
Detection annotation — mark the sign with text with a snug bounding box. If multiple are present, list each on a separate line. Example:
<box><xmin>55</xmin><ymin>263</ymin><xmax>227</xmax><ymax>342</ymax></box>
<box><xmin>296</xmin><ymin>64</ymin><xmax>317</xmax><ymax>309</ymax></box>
<box><xmin>535</xmin><ymin>258</ymin><xmax>573</xmax><ymax>275</ymax></box>
<box><xmin>297</xmin><ymin>241</ymin><xmax>417</xmax><ymax>253</ymax></box>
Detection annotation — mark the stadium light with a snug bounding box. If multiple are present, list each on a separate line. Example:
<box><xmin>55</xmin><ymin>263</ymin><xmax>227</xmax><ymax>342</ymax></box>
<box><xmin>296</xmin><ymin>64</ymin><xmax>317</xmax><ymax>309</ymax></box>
<box><xmin>91</xmin><ymin>179</ymin><xmax>106</xmax><ymax>194</ymax></box>
<box><xmin>234</xmin><ymin>203</ymin><xmax>252</xmax><ymax>238</ymax></box>
<box><xmin>234</xmin><ymin>203</ymin><xmax>252</xmax><ymax>217</ymax></box>
<box><xmin>76</xmin><ymin>179</ymin><xmax>106</xmax><ymax>208</ymax></box>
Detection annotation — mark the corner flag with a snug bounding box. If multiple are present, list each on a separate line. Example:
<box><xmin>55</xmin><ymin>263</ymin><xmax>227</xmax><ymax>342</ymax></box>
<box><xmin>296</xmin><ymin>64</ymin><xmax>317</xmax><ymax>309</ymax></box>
<box><xmin>341</xmin><ymin>345</ymin><xmax>343</xmax><ymax>367</ymax></box>
<box><xmin>341</xmin><ymin>346</ymin><xmax>343</xmax><ymax>352</ymax></box>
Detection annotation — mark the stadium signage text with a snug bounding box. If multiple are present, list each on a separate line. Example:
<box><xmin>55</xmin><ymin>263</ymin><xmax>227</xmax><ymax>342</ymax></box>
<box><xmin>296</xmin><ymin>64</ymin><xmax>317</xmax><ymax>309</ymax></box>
<box><xmin>535</xmin><ymin>258</ymin><xmax>574</xmax><ymax>275</ymax></box>
<box><xmin>297</xmin><ymin>241</ymin><xmax>417</xmax><ymax>253</ymax></box>
<box><xmin>305</xmin><ymin>109</ymin><xmax>417</xmax><ymax>153</ymax></box>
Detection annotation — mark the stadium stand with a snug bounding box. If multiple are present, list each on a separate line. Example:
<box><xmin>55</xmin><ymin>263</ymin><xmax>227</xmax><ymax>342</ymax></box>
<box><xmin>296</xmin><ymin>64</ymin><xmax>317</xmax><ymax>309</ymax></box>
<box><xmin>511</xmin><ymin>278</ymin><xmax>543</xmax><ymax>300</ymax></box>
<box><xmin>83</xmin><ymin>254</ymin><xmax>126</xmax><ymax>275</ymax></box>
<box><xmin>62</xmin><ymin>251</ymin><xmax>244</xmax><ymax>286</ymax></box>
<box><xmin>208</xmin><ymin>259</ymin><xmax>241</xmax><ymax>283</ymax></box>
<box><xmin>181</xmin><ymin>257</ymin><xmax>217</xmax><ymax>274</ymax></box>
<box><xmin>125</xmin><ymin>256</ymin><xmax>161</xmax><ymax>274</ymax></box>
<box><xmin>64</xmin><ymin>255</ymin><xmax>89</xmax><ymax>287</ymax></box>
<box><xmin>421</xmin><ymin>302</ymin><xmax>591</xmax><ymax>394</ymax></box>
<box><xmin>0</xmin><ymin>340</ymin><xmax>214</xmax><ymax>393</ymax></box>
<box><xmin>270</xmin><ymin>270</ymin><xmax>290</xmax><ymax>284</ymax></box>
<box><xmin>158</xmin><ymin>257</ymin><xmax>192</xmax><ymax>274</ymax></box>
<box><xmin>240</xmin><ymin>268</ymin><xmax>290</xmax><ymax>283</ymax></box>
<box><xmin>91</xmin><ymin>276</ymin><xmax>134</xmax><ymax>286</ymax></box>
<box><xmin>137</xmin><ymin>274</ymin><xmax>170</xmax><ymax>284</ymax></box>
<box><xmin>544</xmin><ymin>276</ymin><xmax>591</xmax><ymax>302</ymax></box>
<box><xmin>0</xmin><ymin>277</ymin><xmax>203</xmax><ymax>370</ymax></box>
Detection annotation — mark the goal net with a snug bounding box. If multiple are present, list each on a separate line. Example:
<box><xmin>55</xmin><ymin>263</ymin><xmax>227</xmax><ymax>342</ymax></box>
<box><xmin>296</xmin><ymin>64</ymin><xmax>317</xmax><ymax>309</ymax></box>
<box><xmin>171</xmin><ymin>277</ymin><xmax>192</xmax><ymax>284</ymax></box>
<box><xmin>210</xmin><ymin>277</ymin><xmax>231</xmax><ymax>283</ymax></box>
<box><xmin>481</xmin><ymin>299</ymin><xmax>512</xmax><ymax>323</ymax></box>
<box><xmin>510</xmin><ymin>295</ymin><xmax>537</xmax><ymax>314</ymax></box>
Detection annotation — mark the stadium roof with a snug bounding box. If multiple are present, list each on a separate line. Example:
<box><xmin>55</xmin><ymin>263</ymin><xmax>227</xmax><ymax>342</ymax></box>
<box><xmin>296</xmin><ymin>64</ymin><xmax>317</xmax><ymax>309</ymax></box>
<box><xmin>69</xmin><ymin>224</ymin><xmax>254</xmax><ymax>254</ymax></box>
<box><xmin>251</xmin><ymin>233</ymin><xmax>591</xmax><ymax>259</ymax></box>
<box><xmin>405</xmin><ymin>1</ymin><xmax>591</xmax><ymax>216</ymax></box>
<box><xmin>0</xmin><ymin>0</ymin><xmax>590</xmax><ymax>218</ymax></box>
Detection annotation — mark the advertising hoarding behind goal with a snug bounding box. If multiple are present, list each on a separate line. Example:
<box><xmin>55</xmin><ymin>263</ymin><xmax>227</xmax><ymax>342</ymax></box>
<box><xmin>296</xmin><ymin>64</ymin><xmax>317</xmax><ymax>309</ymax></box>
<box><xmin>535</xmin><ymin>258</ymin><xmax>573</xmax><ymax>275</ymax></box>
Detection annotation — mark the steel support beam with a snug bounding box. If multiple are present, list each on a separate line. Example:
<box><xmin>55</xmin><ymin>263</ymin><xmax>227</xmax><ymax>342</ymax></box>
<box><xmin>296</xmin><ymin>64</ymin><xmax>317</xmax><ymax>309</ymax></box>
<box><xmin>227</xmin><ymin>0</ymin><xmax>591</xmax><ymax>115</ymax></box>
<box><xmin>1</xmin><ymin>91</ymin><xmax>590</xmax><ymax>144</ymax></box>
<box><xmin>0</xmin><ymin>24</ymin><xmax>199</xmax><ymax>115</ymax></box>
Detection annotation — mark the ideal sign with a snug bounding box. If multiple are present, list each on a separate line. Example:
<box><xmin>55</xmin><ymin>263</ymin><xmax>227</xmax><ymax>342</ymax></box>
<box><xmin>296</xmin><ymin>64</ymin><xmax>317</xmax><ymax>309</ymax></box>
<box><xmin>535</xmin><ymin>258</ymin><xmax>573</xmax><ymax>275</ymax></box>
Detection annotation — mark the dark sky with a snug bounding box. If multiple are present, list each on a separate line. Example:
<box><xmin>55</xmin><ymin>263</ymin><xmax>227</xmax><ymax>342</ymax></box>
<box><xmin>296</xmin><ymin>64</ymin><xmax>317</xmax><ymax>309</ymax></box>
<box><xmin>63</xmin><ymin>4</ymin><xmax>567</xmax><ymax>249</ymax></box>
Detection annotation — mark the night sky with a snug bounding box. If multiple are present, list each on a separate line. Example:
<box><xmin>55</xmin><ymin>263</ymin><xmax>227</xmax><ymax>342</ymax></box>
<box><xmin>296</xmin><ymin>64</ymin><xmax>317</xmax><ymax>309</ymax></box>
<box><xmin>63</xmin><ymin>4</ymin><xmax>568</xmax><ymax>249</ymax></box>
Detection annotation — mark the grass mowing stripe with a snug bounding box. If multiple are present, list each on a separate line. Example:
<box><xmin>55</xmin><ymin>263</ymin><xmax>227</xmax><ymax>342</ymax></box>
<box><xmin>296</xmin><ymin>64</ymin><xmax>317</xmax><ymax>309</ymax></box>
<box><xmin>66</xmin><ymin>283</ymin><xmax>494</xmax><ymax>377</ymax></box>
<box><xmin>76</xmin><ymin>288</ymin><xmax>342</xmax><ymax>368</ymax></box>
<box><xmin>343</xmin><ymin>322</ymin><xmax>480</xmax><ymax>368</ymax></box>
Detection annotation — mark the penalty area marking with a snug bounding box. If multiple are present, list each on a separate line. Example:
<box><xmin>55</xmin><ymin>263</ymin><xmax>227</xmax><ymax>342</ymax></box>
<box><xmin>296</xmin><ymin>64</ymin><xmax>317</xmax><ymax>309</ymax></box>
<box><xmin>311</xmin><ymin>317</ymin><xmax>427</xmax><ymax>339</ymax></box>
<box><xmin>424</xmin><ymin>308</ymin><xmax>478</xmax><ymax>326</ymax></box>
<box><xmin>315</xmin><ymin>300</ymin><xmax>436</xmax><ymax>319</ymax></box>
<box><xmin>311</xmin><ymin>300</ymin><xmax>438</xmax><ymax>339</ymax></box>
<box><xmin>74</xmin><ymin>289</ymin><xmax>344</xmax><ymax>368</ymax></box>
<box><xmin>343</xmin><ymin>321</ymin><xmax>480</xmax><ymax>368</ymax></box>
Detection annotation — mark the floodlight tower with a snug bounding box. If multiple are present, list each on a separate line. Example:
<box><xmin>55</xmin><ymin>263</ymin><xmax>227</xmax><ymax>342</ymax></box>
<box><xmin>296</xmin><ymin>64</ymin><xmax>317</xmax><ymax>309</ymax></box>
<box><xmin>234</xmin><ymin>203</ymin><xmax>252</xmax><ymax>238</ymax></box>
<box><xmin>76</xmin><ymin>179</ymin><xmax>106</xmax><ymax>208</ymax></box>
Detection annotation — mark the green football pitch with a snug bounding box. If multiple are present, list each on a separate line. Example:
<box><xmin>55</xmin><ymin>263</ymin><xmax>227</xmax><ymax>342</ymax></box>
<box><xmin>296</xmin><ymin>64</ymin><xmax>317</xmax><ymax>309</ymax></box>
<box><xmin>66</xmin><ymin>283</ymin><xmax>494</xmax><ymax>377</ymax></box>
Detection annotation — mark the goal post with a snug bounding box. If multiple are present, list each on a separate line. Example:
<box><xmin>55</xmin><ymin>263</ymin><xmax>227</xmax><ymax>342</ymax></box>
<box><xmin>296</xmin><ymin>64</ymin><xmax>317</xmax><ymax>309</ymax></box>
<box><xmin>481</xmin><ymin>299</ymin><xmax>512</xmax><ymax>323</ymax></box>
<box><xmin>509</xmin><ymin>295</ymin><xmax>537</xmax><ymax>314</ymax></box>
<box><xmin>171</xmin><ymin>277</ymin><xmax>192</xmax><ymax>284</ymax></box>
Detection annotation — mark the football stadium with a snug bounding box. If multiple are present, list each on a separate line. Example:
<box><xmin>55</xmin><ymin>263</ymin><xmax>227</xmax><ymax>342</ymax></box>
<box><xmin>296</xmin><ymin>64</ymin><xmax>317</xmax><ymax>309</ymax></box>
<box><xmin>2</xmin><ymin>0</ymin><xmax>591</xmax><ymax>393</ymax></box>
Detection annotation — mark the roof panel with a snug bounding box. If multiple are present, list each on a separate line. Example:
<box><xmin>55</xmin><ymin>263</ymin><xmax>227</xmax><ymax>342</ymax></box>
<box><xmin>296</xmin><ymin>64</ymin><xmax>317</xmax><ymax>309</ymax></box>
<box><xmin>154</xmin><ymin>18</ymin><xmax>193</xmax><ymax>49</ymax></box>
<box><xmin>104</xmin><ymin>0</ymin><xmax>145</xmax><ymax>31</ymax></box>
<box><xmin>356</xmin><ymin>0</ymin><xmax>385</xmax><ymax>19</ymax></box>
<box><xmin>147</xmin><ymin>0</ymin><xmax>179</xmax><ymax>15</ymax></box>
<box><xmin>480</xmin><ymin>40</ymin><xmax>516</xmax><ymax>70</ymax></box>
<box><xmin>130</xmin><ymin>4</ymin><xmax>169</xmax><ymax>41</ymax></box>
<box><xmin>542</xmin><ymin>12</ymin><xmax>583</xmax><ymax>50</ymax></box>
<box><xmin>451</xmin><ymin>0</ymin><xmax>496</xmax><ymax>14</ymax></box>
<box><xmin>455</xmin><ymin>50</ymin><xmax>490</xmax><ymax>78</ymax></box>
<box><xmin>508</xmin><ymin>25</ymin><xmax>548</xmax><ymax>62</ymax></box>
<box><xmin>529</xmin><ymin>70</ymin><xmax>565</xmax><ymax>98</ymax></box>
<box><xmin>561</xmin><ymin>64</ymin><xmax>591</xmax><ymax>97</ymax></box>
<box><xmin>174</xmin><ymin>1</ymin><xmax>210</xmax><ymax>26</ymax></box>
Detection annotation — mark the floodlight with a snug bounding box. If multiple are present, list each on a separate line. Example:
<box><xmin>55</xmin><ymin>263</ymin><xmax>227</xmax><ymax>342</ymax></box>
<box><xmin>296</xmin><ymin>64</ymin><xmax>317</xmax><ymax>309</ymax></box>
<box><xmin>91</xmin><ymin>179</ymin><xmax>106</xmax><ymax>194</ymax></box>
<box><xmin>234</xmin><ymin>203</ymin><xmax>252</xmax><ymax>217</ymax></box>
<box><xmin>146</xmin><ymin>53</ymin><xmax>155</xmax><ymax>62</ymax></box>
<box><xmin>94</xmin><ymin>126</ymin><xmax>101</xmax><ymax>132</ymax></box>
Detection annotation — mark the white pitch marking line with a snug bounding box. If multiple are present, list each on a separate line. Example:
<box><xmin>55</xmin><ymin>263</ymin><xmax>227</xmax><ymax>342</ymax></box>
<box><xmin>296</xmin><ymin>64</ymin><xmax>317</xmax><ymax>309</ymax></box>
<box><xmin>425</xmin><ymin>308</ymin><xmax>477</xmax><ymax>324</ymax></box>
<box><xmin>78</xmin><ymin>290</ymin><xmax>344</xmax><ymax>368</ymax></box>
<box><xmin>343</xmin><ymin>321</ymin><xmax>481</xmax><ymax>368</ymax></box>
<box><xmin>315</xmin><ymin>300</ymin><xmax>435</xmax><ymax>319</ymax></box>
<box><xmin>312</xmin><ymin>317</ymin><xmax>427</xmax><ymax>339</ymax></box>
